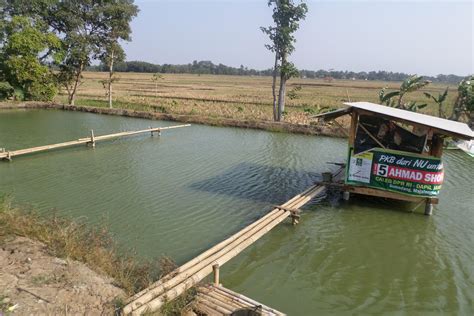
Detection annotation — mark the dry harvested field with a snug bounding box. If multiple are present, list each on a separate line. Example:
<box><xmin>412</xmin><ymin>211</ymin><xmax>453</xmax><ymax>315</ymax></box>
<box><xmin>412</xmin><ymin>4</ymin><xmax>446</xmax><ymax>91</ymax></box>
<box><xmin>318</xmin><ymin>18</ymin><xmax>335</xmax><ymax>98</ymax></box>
<box><xmin>56</xmin><ymin>72</ymin><xmax>458</xmax><ymax>125</ymax></box>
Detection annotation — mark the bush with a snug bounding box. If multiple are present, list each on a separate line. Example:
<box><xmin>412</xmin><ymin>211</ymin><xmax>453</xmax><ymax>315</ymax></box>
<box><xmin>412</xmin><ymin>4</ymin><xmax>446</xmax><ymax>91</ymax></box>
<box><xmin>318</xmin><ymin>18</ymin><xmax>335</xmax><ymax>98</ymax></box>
<box><xmin>0</xmin><ymin>81</ymin><xmax>14</xmax><ymax>100</ymax></box>
<box><xmin>27</xmin><ymin>80</ymin><xmax>58</xmax><ymax>101</ymax></box>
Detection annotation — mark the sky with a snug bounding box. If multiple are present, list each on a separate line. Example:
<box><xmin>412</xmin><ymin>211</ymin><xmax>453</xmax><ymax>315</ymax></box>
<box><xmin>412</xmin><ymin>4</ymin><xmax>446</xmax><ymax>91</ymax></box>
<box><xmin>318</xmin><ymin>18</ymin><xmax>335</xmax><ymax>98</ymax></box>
<box><xmin>124</xmin><ymin>0</ymin><xmax>474</xmax><ymax>76</ymax></box>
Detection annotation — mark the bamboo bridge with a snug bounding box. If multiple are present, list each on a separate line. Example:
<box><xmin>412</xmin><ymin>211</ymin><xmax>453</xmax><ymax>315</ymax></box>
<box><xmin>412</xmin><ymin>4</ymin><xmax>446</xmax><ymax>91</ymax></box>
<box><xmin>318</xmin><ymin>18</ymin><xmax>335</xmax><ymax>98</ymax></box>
<box><xmin>0</xmin><ymin>124</ymin><xmax>190</xmax><ymax>161</ymax></box>
<box><xmin>123</xmin><ymin>166</ymin><xmax>344</xmax><ymax>315</ymax></box>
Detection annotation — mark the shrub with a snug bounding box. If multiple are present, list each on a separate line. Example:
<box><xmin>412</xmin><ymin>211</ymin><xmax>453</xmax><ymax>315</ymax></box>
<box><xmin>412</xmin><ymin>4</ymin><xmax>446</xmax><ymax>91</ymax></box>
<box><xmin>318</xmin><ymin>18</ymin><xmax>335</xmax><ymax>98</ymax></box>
<box><xmin>0</xmin><ymin>82</ymin><xmax>14</xmax><ymax>100</ymax></box>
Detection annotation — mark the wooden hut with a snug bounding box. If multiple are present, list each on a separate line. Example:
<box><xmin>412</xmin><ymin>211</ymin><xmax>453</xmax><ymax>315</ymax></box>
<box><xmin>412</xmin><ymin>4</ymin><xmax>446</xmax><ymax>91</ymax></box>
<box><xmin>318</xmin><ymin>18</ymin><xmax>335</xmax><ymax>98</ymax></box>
<box><xmin>312</xmin><ymin>102</ymin><xmax>474</xmax><ymax>215</ymax></box>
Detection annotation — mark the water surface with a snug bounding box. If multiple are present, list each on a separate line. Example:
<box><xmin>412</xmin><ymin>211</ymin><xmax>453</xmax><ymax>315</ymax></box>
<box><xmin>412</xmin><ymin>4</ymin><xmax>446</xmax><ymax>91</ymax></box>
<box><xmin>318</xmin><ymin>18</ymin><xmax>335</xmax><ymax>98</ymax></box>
<box><xmin>0</xmin><ymin>109</ymin><xmax>472</xmax><ymax>314</ymax></box>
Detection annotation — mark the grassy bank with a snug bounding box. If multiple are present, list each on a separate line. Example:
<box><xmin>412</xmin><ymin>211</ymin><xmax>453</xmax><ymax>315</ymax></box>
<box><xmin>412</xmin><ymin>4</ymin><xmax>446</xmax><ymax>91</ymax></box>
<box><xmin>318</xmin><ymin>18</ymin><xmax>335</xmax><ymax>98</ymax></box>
<box><xmin>0</xmin><ymin>102</ymin><xmax>349</xmax><ymax>137</ymax></box>
<box><xmin>0</xmin><ymin>196</ymin><xmax>159</xmax><ymax>296</ymax></box>
<box><xmin>0</xmin><ymin>197</ymin><xmax>199</xmax><ymax>314</ymax></box>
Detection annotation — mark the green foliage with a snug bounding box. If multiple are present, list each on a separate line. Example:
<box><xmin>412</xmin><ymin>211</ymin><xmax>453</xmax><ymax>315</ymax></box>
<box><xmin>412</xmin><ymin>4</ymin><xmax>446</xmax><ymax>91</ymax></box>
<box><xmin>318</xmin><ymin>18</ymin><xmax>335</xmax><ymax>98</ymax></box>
<box><xmin>0</xmin><ymin>16</ymin><xmax>60</xmax><ymax>101</ymax></box>
<box><xmin>424</xmin><ymin>87</ymin><xmax>449</xmax><ymax>118</ymax></box>
<box><xmin>5</xmin><ymin>0</ymin><xmax>139</xmax><ymax>105</ymax></box>
<box><xmin>89</xmin><ymin>60</ymin><xmax>467</xmax><ymax>84</ymax></box>
<box><xmin>406</xmin><ymin>101</ymin><xmax>427</xmax><ymax>112</ymax></box>
<box><xmin>261</xmin><ymin>0</ymin><xmax>308</xmax><ymax>121</ymax></box>
<box><xmin>400</xmin><ymin>75</ymin><xmax>431</xmax><ymax>94</ymax></box>
<box><xmin>451</xmin><ymin>75</ymin><xmax>474</xmax><ymax>126</ymax></box>
<box><xmin>303</xmin><ymin>105</ymin><xmax>330</xmax><ymax>115</ymax></box>
<box><xmin>378</xmin><ymin>75</ymin><xmax>431</xmax><ymax>112</ymax></box>
<box><xmin>287</xmin><ymin>85</ymin><xmax>302</xmax><ymax>100</ymax></box>
<box><xmin>261</xmin><ymin>0</ymin><xmax>308</xmax><ymax>56</ymax></box>
<box><xmin>0</xmin><ymin>81</ymin><xmax>14</xmax><ymax>100</ymax></box>
<box><xmin>152</xmin><ymin>73</ymin><xmax>164</xmax><ymax>82</ymax></box>
<box><xmin>378</xmin><ymin>88</ymin><xmax>399</xmax><ymax>106</ymax></box>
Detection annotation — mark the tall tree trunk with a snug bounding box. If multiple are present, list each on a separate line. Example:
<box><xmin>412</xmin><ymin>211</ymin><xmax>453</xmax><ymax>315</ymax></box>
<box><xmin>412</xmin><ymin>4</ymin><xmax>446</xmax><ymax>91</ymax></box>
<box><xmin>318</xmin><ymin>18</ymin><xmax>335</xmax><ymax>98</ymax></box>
<box><xmin>277</xmin><ymin>76</ymin><xmax>287</xmax><ymax>121</ymax></box>
<box><xmin>108</xmin><ymin>50</ymin><xmax>114</xmax><ymax>108</ymax></box>
<box><xmin>276</xmin><ymin>54</ymin><xmax>288</xmax><ymax>121</ymax></box>
<box><xmin>271</xmin><ymin>52</ymin><xmax>279</xmax><ymax>121</ymax></box>
<box><xmin>68</xmin><ymin>61</ymin><xmax>84</xmax><ymax>106</ymax></box>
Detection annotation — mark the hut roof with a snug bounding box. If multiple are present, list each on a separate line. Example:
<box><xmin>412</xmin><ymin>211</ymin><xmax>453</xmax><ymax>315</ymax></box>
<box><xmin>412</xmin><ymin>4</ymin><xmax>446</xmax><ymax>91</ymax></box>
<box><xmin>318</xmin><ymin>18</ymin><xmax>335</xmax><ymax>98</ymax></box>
<box><xmin>312</xmin><ymin>101</ymin><xmax>473</xmax><ymax>140</ymax></box>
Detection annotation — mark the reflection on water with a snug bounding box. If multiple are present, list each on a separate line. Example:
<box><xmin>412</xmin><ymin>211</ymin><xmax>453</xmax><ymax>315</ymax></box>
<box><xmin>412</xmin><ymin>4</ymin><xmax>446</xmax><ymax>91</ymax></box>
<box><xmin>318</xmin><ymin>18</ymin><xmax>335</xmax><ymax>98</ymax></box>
<box><xmin>0</xmin><ymin>109</ymin><xmax>472</xmax><ymax>314</ymax></box>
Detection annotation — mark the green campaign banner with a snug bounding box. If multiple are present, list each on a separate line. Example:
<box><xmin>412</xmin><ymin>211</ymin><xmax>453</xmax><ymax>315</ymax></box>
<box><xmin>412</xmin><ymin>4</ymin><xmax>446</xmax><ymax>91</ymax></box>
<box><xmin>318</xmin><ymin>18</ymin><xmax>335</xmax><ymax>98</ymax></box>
<box><xmin>345</xmin><ymin>148</ymin><xmax>444</xmax><ymax>197</ymax></box>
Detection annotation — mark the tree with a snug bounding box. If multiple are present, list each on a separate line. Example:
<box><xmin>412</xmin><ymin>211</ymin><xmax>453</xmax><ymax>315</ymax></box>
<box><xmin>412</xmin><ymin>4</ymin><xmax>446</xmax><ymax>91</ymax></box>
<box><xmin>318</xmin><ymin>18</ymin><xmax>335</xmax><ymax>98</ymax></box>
<box><xmin>52</xmin><ymin>0</ymin><xmax>138</xmax><ymax>106</ymax></box>
<box><xmin>98</xmin><ymin>0</ymin><xmax>138</xmax><ymax>108</ymax></box>
<box><xmin>397</xmin><ymin>75</ymin><xmax>431</xmax><ymax>109</ymax></box>
<box><xmin>101</xmin><ymin>43</ymin><xmax>125</xmax><ymax>108</ymax></box>
<box><xmin>451</xmin><ymin>75</ymin><xmax>474</xmax><ymax>127</ymax></box>
<box><xmin>378</xmin><ymin>75</ymin><xmax>430</xmax><ymax>112</ymax></box>
<box><xmin>424</xmin><ymin>87</ymin><xmax>449</xmax><ymax>118</ymax></box>
<box><xmin>0</xmin><ymin>15</ymin><xmax>61</xmax><ymax>101</ymax></box>
<box><xmin>261</xmin><ymin>0</ymin><xmax>308</xmax><ymax>121</ymax></box>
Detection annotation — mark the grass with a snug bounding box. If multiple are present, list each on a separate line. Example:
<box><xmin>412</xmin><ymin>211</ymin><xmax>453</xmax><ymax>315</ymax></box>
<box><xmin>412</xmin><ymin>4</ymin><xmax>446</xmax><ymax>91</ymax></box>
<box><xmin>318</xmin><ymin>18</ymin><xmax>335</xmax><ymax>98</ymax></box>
<box><xmin>0</xmin><ymin>196</ymin><xmax>160</xmax><ymax>296</ymax></box>
<box><xmin>0</xmin><ymin>196</ymin><xmax>200</xmax><ymax>315</ymax></box>
<box><xmin>0</xmin><ymin>295</ymin><xmax>14</xmax><ymax>314</ymax></box>
<box><xmin>54</xmin><ymin>72</ymin><xmax>459</xmax><ymax>126</ymax></box>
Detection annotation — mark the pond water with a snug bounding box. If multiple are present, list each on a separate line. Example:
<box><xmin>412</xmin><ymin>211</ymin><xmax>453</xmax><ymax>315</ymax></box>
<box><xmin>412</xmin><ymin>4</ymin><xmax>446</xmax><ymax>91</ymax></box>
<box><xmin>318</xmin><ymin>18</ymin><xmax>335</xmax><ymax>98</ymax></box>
<box><xmin>0</xmin><ymin>109</ymin><xmax>472</xmax><ymax>314</ymax></box>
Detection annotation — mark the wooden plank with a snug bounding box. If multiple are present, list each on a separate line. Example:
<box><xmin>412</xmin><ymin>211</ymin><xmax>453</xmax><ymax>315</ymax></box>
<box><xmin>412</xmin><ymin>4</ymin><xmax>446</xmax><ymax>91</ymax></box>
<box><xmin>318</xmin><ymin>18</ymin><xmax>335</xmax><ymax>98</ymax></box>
<box><xmin>0</xmin><ymin>124</ymin><xmax>190</xmax><ymax>160</ymax></box>
<box><xmin>348</xmin><ymin>111</ymin><xmax>358</xmax><ymax>147</ymax></box>
<box><xmin>333</xmin><ymin>184</ymin><xmax>439</xmax><ymax>204</ymax></box>
<box><xmin>357</xmin><ymin>122</ymin><xmax>387</xmax><ymax>150</ymax></box>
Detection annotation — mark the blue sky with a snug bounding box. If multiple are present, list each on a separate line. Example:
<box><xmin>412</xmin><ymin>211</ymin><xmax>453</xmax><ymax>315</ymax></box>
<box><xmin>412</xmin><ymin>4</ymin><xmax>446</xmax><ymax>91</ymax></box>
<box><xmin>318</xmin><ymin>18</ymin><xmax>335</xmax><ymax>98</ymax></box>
<box><xmin>124</xmin><ymin>0</ymin><xmax>473</xmax><ymax>76</ymax></box>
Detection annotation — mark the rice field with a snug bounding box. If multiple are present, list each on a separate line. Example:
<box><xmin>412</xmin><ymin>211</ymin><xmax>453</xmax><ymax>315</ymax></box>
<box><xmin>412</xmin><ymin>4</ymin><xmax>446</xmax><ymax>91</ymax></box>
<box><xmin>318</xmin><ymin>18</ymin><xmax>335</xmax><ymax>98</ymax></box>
<box><xmin>56</xmin><ymin>72</ymin><xmax>458</xmax><ymax>125</ymax></box>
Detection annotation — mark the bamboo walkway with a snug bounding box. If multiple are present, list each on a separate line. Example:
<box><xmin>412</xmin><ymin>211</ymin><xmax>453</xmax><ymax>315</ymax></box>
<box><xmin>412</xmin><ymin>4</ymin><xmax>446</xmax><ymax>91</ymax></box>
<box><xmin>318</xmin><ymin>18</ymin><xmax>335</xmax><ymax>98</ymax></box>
<box><xmin>190</xmin><ymin>284</ymin><xmax>285</xmax><ymax>316</ymax></box>
<box><xmin>123</xmin><ymin>166</ymin><xmax>344</xmax><ymax>315</ymax></box>
<box><xmin>0</xmin><ymin>124</ymin><xmax>190</xmax><ymax>161</ymax></box>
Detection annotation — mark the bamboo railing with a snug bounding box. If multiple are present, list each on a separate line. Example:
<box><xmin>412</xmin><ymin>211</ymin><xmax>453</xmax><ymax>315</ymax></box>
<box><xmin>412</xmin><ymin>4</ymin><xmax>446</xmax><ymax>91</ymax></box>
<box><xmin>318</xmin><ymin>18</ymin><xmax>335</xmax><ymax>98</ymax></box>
<box><xmin>0</xmin><ymin>124</ymin><xmax>191</xmax><ymax>161</ymax></box>
<box><xmin>123</xmin><ymin>166</ymin><xmax>344</xmax><ymax>315</ymax></box>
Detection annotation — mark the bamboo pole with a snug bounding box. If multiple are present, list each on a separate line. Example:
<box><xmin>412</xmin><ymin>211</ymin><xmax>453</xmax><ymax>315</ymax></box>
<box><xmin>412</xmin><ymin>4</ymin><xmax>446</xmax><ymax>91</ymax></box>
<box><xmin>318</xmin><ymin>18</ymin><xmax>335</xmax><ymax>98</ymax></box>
<box><xmin>124</xmin><ymin>184</ymin><xmax>317</xmax><ymax>305</ymax></box>
<box><xmin>128</xmin><ymin>183</ymin><xmax>330</xmax><ymax>314</ymax></box>
<box><xmin>194</xmin><ymin>296</ymin><xmax>231</xmax><ymax>315</ymax></box>
<box><xmin>198</xmin><ymin>287</ymin><xmax>247</xmax><ymax>310</ymax></box>
<box><xmin>125</xmin><ymin>167</ymin><xmax>343</xmax><ymax>315</ymax></box>
<box><xmin>212</xmin><ymin>264</ymin><xmax>220</xmax><ymax>286</ymax></box>
<box><xmin>195</xmin><ymin>293</ymin><xmax>235</xmax><ymax>313</ymax></box>
<box><xmin>212</xmin><ymin>286</ymin><xmax>284</xmax><ymax>315</ymax></box>
<box><xmin>192</xmin><ymin>302</ymin><xmax>223</xmax><ymax>316</ymax></box>
<box><xmin>0</xmin><ymin>124</ymin><xmax>190</xmax><ymax>160</ymax></box>
<box><xmin>125</xmin><ymin>208</ymin><xmax>288</xmax><ymax>313</ymax></box>
<box><xmin>129</xmin><ymin>188</ymin><xmax>322</xmax><ymax>313</ymax></box>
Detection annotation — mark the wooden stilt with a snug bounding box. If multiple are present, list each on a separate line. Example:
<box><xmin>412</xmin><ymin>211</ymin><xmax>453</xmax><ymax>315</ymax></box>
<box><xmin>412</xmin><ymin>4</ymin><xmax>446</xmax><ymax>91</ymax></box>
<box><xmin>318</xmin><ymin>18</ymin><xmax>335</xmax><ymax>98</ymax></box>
<box><xmin>4</xmin><ymin>151</ymin><xmax>12</xmax><ymax>162</ymax></box>
<box><xmin>212</xmin><ymin>264</ymin><xmax>220</xmax><ymax>286</ymax></box>
<box><xmin>342</xmin><ymin>191</ymin><xmax>350</xmax><ymax>201</ymax></box>
<box><xmin>273</xmin><ymin>205</ymin><xmax>300</xmax><ymax>225</ymax></box>
<box><xmin>424</xmin><ymin>200</ymin><xmax>433</xmax><ymax>216</ymax></box>
<box><xmin>89</xmin><ymin>129</ymin><xmax>96</xmax><ymax>148</ymax></box>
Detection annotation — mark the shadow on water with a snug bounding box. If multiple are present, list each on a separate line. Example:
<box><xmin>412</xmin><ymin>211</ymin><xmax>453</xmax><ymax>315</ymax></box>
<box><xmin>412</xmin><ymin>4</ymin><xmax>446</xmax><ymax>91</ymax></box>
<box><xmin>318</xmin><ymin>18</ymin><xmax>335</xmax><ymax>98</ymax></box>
<box><xmin>189</xmin><ymin>162</ymin><xmax>324</xmax><ymax>205</ymax></box>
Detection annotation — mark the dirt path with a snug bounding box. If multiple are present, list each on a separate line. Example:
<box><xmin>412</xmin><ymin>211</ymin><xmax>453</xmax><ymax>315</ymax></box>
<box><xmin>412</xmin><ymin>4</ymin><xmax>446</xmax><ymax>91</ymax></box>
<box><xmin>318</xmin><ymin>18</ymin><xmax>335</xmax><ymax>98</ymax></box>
<box><xmin>0</xmin><ymin>236</ymin><xmax>125</xmax><ymax>315</ymax></box>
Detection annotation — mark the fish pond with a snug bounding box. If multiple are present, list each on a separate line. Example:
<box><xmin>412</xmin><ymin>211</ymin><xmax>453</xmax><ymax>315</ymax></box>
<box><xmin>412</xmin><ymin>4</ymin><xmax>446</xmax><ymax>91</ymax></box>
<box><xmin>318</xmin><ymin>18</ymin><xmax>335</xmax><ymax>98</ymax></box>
<box><xmin>0</xmin><ymin>109</ymin><xmax>473</xmax><ymax>314</ymax></box>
